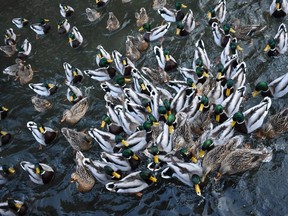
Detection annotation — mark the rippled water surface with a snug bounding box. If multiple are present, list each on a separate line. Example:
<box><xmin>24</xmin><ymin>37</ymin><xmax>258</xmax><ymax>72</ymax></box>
<box><xmin>1</xmin><ymin>0</ymin><xmax>288</xmax><ymax>215</ymax></box>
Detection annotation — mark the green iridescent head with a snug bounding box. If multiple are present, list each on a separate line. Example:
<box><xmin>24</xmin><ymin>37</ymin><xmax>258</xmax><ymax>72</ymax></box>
<box><xmin>255</xmin><ymin>81</ymin><xmax>269</xmax><ymax>92</ymax></box>
<box><xmin>191</xmin><ymin>174</ymin><xmax>201</xmax><ymax>184</ymax></box>
<box><xmin>196</xmin><ymin>67</ymin><xmax>204</xmax><ymax>77</ymax></box>
<box><xmin>214</xmin><ymin>104</ymin><xmax>224</xmax><ymax>115</ymax></box>
<box><xmin>158</xmin><ymin>106</ymin><xmax>167</xmax><ymax>115</ymax></box>
<box><xmin>166</xmin><ymin>114</ymin><xmax>176</xmax><ymax>125</ymax></box>
<box><xmin>101</xmin><ymin>114</ymin><xmax>111</xmax><ymax>125</ymax></box>
<box><xmin>232</xmin><ymin>112</ymin><xmax>245</xmax><ymax>123</ymax></box>
<box><xmin>200</xmin><ymin>95</ymin><xmax>209</xmax><ymax>106</ymax></box>
<box><xmin>122</xmin><ymin>149</ymin><xmax>134</xmax><ymax>158</ymax></box>
<box><xmin>142</xmin><ymin>120</ymin><xmax>152</xmax><ymax>132</ymax></box>
<box><xmin>163</xmin><ymin>99</ymin><xmax>171</xmax><ymax>111</ymax></box>
<box><xmin>148</xmin><ymin>114</ymin><xmax>157</xmax><ymax>123</ymax></box>
<box><xmin>267</xmin><ymin>38</ymin><xmax>276</xmax><ymax>49</ymax></box>
<box><xmin>140</xmin><ymin>170</ymin><xmax>157</xmax><ymax>182</ymax></box>
<box><xmin>195</xmin><ymin>58</ymin><xmax>203</xmax><ymax>67</ymax></box>
<box><xmin>148</xmin><ymin>146</ymin><xmax>159</xmax><ymax>155</ymax></box>
<box><xmin>115</xmin><ymin>135</ymin><xmax>125</xmax><ymax>143</ymax></box>
<box><xmin>201</xmin><ymin>139</ymin><xmax>214</xmax><ymax>150</ymax></box>
<box><xmin>114</xmin><ymin>75</ymin><xmax>125</xmax><ymax>87</ymax></box>
<box><xmin>226</xmin><ymin>79</ymin><xmax>235</xmax><ymax>88</ymax></box>
<box><xmin>142</xmin><ymin>23</ymin><xmax>151</xmax><ymax>31</ymax></box>
<box><xmin>35</xmin><ymin>163</ymin><xmax>45</xmax><ymax>175</ymax></box>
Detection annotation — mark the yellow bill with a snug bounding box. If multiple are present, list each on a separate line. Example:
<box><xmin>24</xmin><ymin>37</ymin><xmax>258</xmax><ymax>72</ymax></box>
<box><xmin>194</xmin><ymin>184</ymin><xmax>201</xmax><ymax>196</ymax></box>
<box><xmin>121</xmin><ymin>140</ymin><xmax>129</xmax><ymax>147</ymax></box>
<box><xmin>132</xmin><ymin>154</ymin><xmax>139</xmax><ymax>160</ymax></box>
<box><xmin>225</xmin><ymin>88</ymin><xmax>231</xmax><ymax>97</ymax></box>
<box><xmin>215</xmin><ymin>114</ymin><xmax>220</xmax><ymax>122</ymax></box>
<box><xmin>264</xmin><ymin>44</ymin><xmax>271</xmax><ymax>52</ymax></box>
<box><xmin>154</xmin><ymin>155</ymin><xmax>159</xmax><ymax>163</ymax></box>
<box><xmin>199</xmin><ymin>149</ymin><xmax>205</xmax><ymax>158</ymax></box>
<box><xmin>100</xmin><ymin>121</ymin><xmax>106</xmax><ymax>128</ymax></box>
<box><xmin>231</xmin><ymin>120</ymin><xmax>236</xmax><ymax>127</ymax></box>
<box><xmin>199</xmin><ymin>104</ymin><xmax>204</xmax><ymax>112</ymax></box>
<box><xmin>149</xmin><ymin>176</ymin><xmax>157</xmax><ymax>182</ymax></box>
<box><xmin>252</xmin><ymin>90</ymin><xmax>259</xmax><ymax>97</ymax></box>
<box><xmin>112</xmin><ymin>171</ymin><xmax>121</xmax><ymax>179</ymax></box>
<box><xmin>176</xmin><ymin>28</ymin><xmax>181</xmax><ymax>35</ymax></box>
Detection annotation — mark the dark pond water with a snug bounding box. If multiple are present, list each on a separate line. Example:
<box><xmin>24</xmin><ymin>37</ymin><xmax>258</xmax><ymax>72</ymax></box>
<box><xmin>0</xmin><ymin>0</ymin><xmax>288</xmax><ymax>215</ymax></box>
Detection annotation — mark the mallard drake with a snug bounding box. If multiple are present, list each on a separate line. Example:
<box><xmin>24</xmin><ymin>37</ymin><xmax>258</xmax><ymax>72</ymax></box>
<box><xmin>61</xmin><ymin>97</ymin><xmax>89</xmax><ymax>125</ymax></box>
<box><xmin>154</xmin><ymin>45</ymin><xmax>178</xmax><ymax>72</ymax></box>
<box><xmin>31</xmin><ymin>96</ymin><xmax>52</xmax><ymax>112</ymax></box>
<box><xmin>112</xmin><ymin>50</ymin><xmax>135</xmax><ymax>81</ymax></box>
<box><xmin>84</xmin><ymin>66</ymin><xmax>116</xmax><ymax>82</ymax></box>
<box><xmin>95</xmin><ymin>45</ymin><xmax>113</xmax><ymax>66</ymax></box>
<box><xmin>57</xmin><ymin>19</ymin><xmax>70</xmax><ymax>34</ymax></box>
<box><xmin>176</xmin><ymin>9</ymin><xmax>195</xmax><ymax>36</ymax></box>
<box><xmin>88</xmin><ymin>127</ymin><xmax>117</xmax><ymax>153</ymax></box>
<box><xmin>193</xmin><ymin>39</ymin><xmax>211</xmax><ymax>71</ymax></box>
<box><xmin>207</xmin><ymin>0</ymin><xmax>226</xmax><ymax>25</ymax></box>
<box><xmin>17</xmin><ymin>63</ymin><xmax>33</xmax><ymax>85</ymax></box>
<box><xmin>264</xmin><ymin>23</ymin><xmax>288</xmax><ymax>57</ymax></box>
<box><xmin>61</xmin><ymin>127</ymin><xmax>93</xmax><ymax>151</ymax></box>
<box><xmin>135</xmin><ymin>7</ymin><xmax>149</xmax><ymax>27</ymax></box>
<box><xmin>106</xmin><ymin>12</ymin><xmax>120</xmax><ymax>32</ymax></box>
<box><xmin>0</xmin><ymin>130</ymin><xmax>12</xmax><ymax>146</ymax></box>
<box><xmin>0</xmin><ymin>106</ymin><xmax>9</xmax><ymax>120</ymax></box>
<box><xmin>0</xmin><ymin>164</ymin><xmax>15</xmax><ymax>184</ymax></box>
<box><xmin>26</xmin><ymin>121</ymin><xmax>58</xmax><ymax>148</ymax></box>
<box><xmin>211</xmin><ymin>22</ymin><xmax>235</xmax><ymax>48</ymax></box>
<box><xmin>270</xmin><ymin>0</ymin><xmax>288</xmax><ymax>18</ymax></box>
<box><xmin>106</xmin><ymin>170</ymin><xmax>157</xmax><ymax>193</ymax></box>
<box><xmin>0</xmin><ymin>199</ymin><xmax>28</xmax><ymax>216</ymax></box>
<box><xmin>59</xmin><ymin>3</ymin><xmax>74</xmax><ymax>18</ymax></box>
<box><xmin>96</xmin><ymin>0</ymin><xmax>110</xmax><ymax>7</ymax></box>
<box><xmin>82</xmin><ymin>157</ymin><xmax>122</xmax><ymax>184</ymax></box>
<box><xmin>220</xmin><ymin>37</ymin><xmax>242</xmax><ymax>69</ymax></box>
<box><xmin>17</xmin><ymin>38</ymin><xmax>32</xmax><ymax>58</ymax></box>
<box><xmin>86</xmin><ymin>8</ymin><xmax>101</xmax><ymax>22</ymax></box>
<box><xmin>20</xmin><ymin>161</ymin><xmax>54</xmax><ymax>184</ymax></box>
<box><xmin>156</xmin><ymin>115</ymin><xmax>176</xmax><ymax>152</ymax></box>
<box><xmin>70</xmin><ymin>151</ymin><xmax>95</xmax><ymax>192</ymax></box>
<box><xmin>100</xmin><ymin>113</ymin><xmax>124</xmax><ymax>135</ymax></box>
<box><xmin>161</xmin><ymin>161</ymin><xmax>203</xmax><ymax>196</ymax></box>
<box><xmin>63</xmin><ymin>62</ymin><xmax>84</xmax><ymax>84</ymax></box>
<box><xmin>30</xmin><ymin>18</ymin><xmax>51</xmax><ymax>36</ymax></box>
<box><xmin>254</xmin><ymin>107</ymin><xmax>288</xmax><ymax>139</ymax></box>
<box><xmin>12</xmin><ymin>17</ymin><xmax>29</xmax><ymax>28</ymax></box>
<box><xmin>4</xmin><ymin>28</ymin><xmax>16</xmax><ymax>45</ymax></box>
<box><xmin>230</xmin><ymin>61</ymin><xmax>246</xmax><ymax>89</ymax></box>
<box><xmin>215</xmin><ymin>148</ymin><xmax>272</xmax><ymax>180</ymax></box>
<box><xmin>139</xmin><ymin>22</ymin><xmax>171</xmax><ymax>42</ymax></box>
<box><xmin>29</xmin><ymin>82</ymin><xmax>58</xmax><ymax>96</ymax></box>
<box><xmin>68</xmin><ymin>26</ymin><xmax>83</xmax><ymax>48</ymax></box>
<box><xmin>65</xmin><ymin>81</ymin><xmax>83</xmax><ymax>104</ymax></box>
<box><xmin>231</xmin><ymin>97</ymin><xmax>272</xmax><ymax>134</ymax></box>
<box><xmin>2</xmin><ymin>58</ymin><xmax>24</xmax><ymax>78</ymax></box>
<box><xmin>252</xmin><ymin>73</ymin><xmax>288</xmax><ymax>98</ymax></box>
<box><xmin>157</xmin><ymin>2</ymin><xmax>187</xmax><ymax>22</ymax></box>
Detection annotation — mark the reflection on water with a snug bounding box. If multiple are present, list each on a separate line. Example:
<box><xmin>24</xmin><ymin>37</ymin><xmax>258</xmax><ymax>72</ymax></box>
<box><xmin>1</xmin><ymin>0</ymin><xmax>288</xmax><ymax>215</ymax></box>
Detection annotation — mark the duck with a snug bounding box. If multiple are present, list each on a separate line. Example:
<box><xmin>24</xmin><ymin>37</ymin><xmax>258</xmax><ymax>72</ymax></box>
<box><xmin>0</xmin><ymin>42</ymin><xmax>17</xmax><ymax>57</ymax></box>
<box><xmin>59</xmin><ymin>3</ymin><xmax>74</xmax><ymax>18</ymax></box>
<box><xmin>254</xmin><ymin>107</ymin><xmax>288</xmax><ymax>139</ymax></box>
<box><xmin>86</xmin><ymin>8</ymin><xmax>101</xmax><ymax>22</ymax></box>
<box><xmin>17</xmin><ymin>63</ymin><xmax>33</xmax><ymax>85</ymax></box>
<box><xmin>135</xmin><ymin>7</ymin><xmax>149</xmax><ymax>27</ymax></box>
<box><xmin>100</xmin><ymin>113</ymin><xmax>124</xmax><ymax>135</ymax></box>
<box><xmin>12</xmin><ymin>17</ymin><xmax>29</xmax><ymax>28</ymax></box>
<box><xmin>176</xmin><ymin>9</ymin><xmax>195</xmax><ymax>36</ymax></box>
<box><xmin>29</xmin><ymin>82</ymin><xmax>58</xmax><ymax>96</ymax></box>
<box><xmin>2</xmin><ymin>58</ymin><xmax>24</xmax><ymax>78</ymax></box>
<box><xmin>157</xmin><ymin>2</ymin><xmax>187</xmax><ymax>22</ymax></box>
<box><xmin>139</xmin><ymin>22</ymin><xmax>171</xmax><ymax>42</ymax></box>
<box><xmin>0</xmin><ymin>105</ymin><xmax>9</xmax><ymax>120</ymax></box>
<box><xmin>154</xmin><ymin>45</ymin><xmax>178</xmax><ymax>72</ymax></box>
<box><xmin>95</xmin><ymin>45</ymin><xmax>113</xmax><ymax>66</ymax></box>
<box><xmin>193</xmin><ymin>39</ymin><xmax>211</xmax><ymax>72</ymax></box>
<box><xmin>126</xmin><ymin>34</ymin><xmax>149</xmax><ymax>53</ymax></box>
<box><xmin>20</xmin><ymin>161</ymin><xmax>54</xmax><ymax>184</ymax></box>
<box><xmin>30</xmin><ymin>18</ymin><xmax>51</xmax><ymax>36</ymax></box>
<box><xmin>106</xmin><ymin>12</ymin><xmax>120</xmax><ymax>32</ymax></box>
<box><xmin>61</xmin><ymin>97</ymin><xmax>89</xmax><ymax>125</ymax></box>
<box><xmin>0</xmin><ymin>199</ymin><xmax>28</xmax><ymax>216</ymax></box>
<box><xmin>68</xmin><ymin>26</ymin><xmax>83</xmax><ymax>48</ymax></box>
<box><xmin>0</xmin><ymin>164</ymin><xmax>15</xmax><ymax>184</ymax></box>
<box><xmin>264</xmin><ymin>23</ymin><xmax>288</xmax><ymax>57</ymax></box>
<box><xmin>70</xmin><ymin>151</ymin><xmax>95</xmax><ymax>192</ymax></box>
<box><xmin>252</xmin><ymin>73</ymin><xmax>288</xmax><ymax>98</ymax></box>
<box><xmin>270</xmin><ymin>0</ymin><xmax>288</xmax><ymax>18</ymax></box>
<box><xmin>63</xmin><ymin>62</ymin><xmax>84</xmax><ymax>84</ymax></box>
<box><xmin>26</xmin><ymin>121</ymin><xmax>58</xmax><ymax>149</ymax></box>
<box><xmin>96</xmin><ymin>0</ymin><xmax>110</xmax><ymax>7</ymax></box>
<box><xmin>220</xmin><ymin>37</ymin><xmax>242</xmax><ymax>69</ymax></box>
<box><xmin>106</xmin><ymin>170</ymin><xmax>157</xmax><ymax>194</ymax></box>
<box><xmin>112</xmin><ymin>50</ymin><xmax>135</xmax><ymax>81</ymax></box>
<box><xmin>31</xmin><ymin>96</ymin><xmax>52</xmax><ymax>112</ymax></box>
<box><xmin>125</xmin><ymin>36</ymin><xmax>142</xmax><ymax>62</ymax></box>
<box><xmin>161</xmin><ymin>161</ymin><xmax>203</xmax><ymax>196</ymax></box>
<box><xmin>57</xmin><ymin>19</ymin><xmax>70</xmax><ymax>34</ymax></box>
<box><xmin>153</xmin><ymin>0</ymin><xmax>167</xmax><ymax>10</ymax></box>
<box><xmin>207</xmin><ymin>0</ymin><xmax>226</xmax><ymax>25</ymax></box>
<box><xmin>65</xmin><ymin>81</ymin><xmax>83</xmax><ymax>104</ymax></box>
<box><xmin>61</xmin><ymin>127</ymin><xmax>93</xmax><ymax>151</ymax></box>
<box><xmin>211</xmin><ymin>22</ymin><xmax>235</xmax><ymax>48</ymax></box>
<box><xmin>17</xmin><ymin>38</ymin><xmax>32</xmax><ymax>58</ymax></box>
<box><xmin>231</xmin><ymin>97</ymin><xmax>272</xmax><ymax>134</ymax></box>
<box><xmin>4</xmin><ymin>28</ymin><xmax>16</xmax><ymax>45</ymax></box>
<box><xmin>141</xmin><ymin>66</ymin><xmax>170</xmax><ymax>84</ymax></box>
<box><xmin>1</xmin><ymin>130</ymin><xmax>12</xmax><ymax>146</ymax></box>
<box><xmin>215</xmin><ymin>148</ymin><xmax>272</xmax><ymax>180</ymax></box>
<box><xmin>84</xmin><ymin>64</ymin><xmax>116</xmax><ymax>82</ymax></box>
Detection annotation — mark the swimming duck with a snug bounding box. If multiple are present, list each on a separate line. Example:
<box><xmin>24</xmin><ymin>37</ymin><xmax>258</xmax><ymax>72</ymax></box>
<box><xmin>29</xmin><ymin>82</ymin><xmax>58</xmax><ymax>96</ymax></box>
<box><xmin>84</xmin><ymin>66</ymin><xmax>116</xmax><ymax>82</ymax></box>
<box><xmin>161</xmin><ymin>161</ymin><xmax>203</xmax><ymax>196</ymax></box>
<box><xmin>252</xmin><ymin>73</ymin><xmax>288</xmax><ymax>98</ymax></box>
<box><xmin>59</xmin><ymin>3</ymin><xmax>74</xmax><ymax>18</ymax></box>
<box><xmin>220</xmin><ymin>37</ymin><xmax>242</xmax><ymax>69</ymax></box>
<box><xmin>61</xmin><ymin>127</ymin><xmax>93</xmax><ymax>151</ymax></box>
<box><xmin>207</xmin><ymin>0</ymin><xmax>226</xmax><ymax>25</ymax></box>
<box><xmin>264</xmin><ymin>23</ymin><xmax>288</xmax><ymax>57</ymax></box>
<box><xmin>61</xmin><ymin>97</ymin><xmax>89</xmax><ymax>125</ymax></box>
<box><xmin>86</xmin><ymin>8</ymin><xmax>101</xmax><ymax>22</ymax></box>
<box><xmin>135</xmin><ymin>7</ymin><xmax>149</xmax><ymax>27</ymax></box>
<box><xmin>12</xmin><ymin>17</ymin><xmax>29</xmax><ymax>28</ymax></box>
<box><xmin>2</xmin><ymin>58</ymin><xmax>24</xmax><ymax>78</ymax></box>
<box><xmin>30</xmin><ymin>18</ymin><xmax>51</xmax><ymax>36</ymax></box>
<box><xmin>176</xmin><ymin>9</ymin><xmax>195</xmax><ymax>36</ymax></box>
<box><xmin>70</xmin><ymin>151</ymin><xmax>95</xmax><ymax>192</ymax></box>
<box><xmin>215</xmin><ymin>148</ymin><xmax>272</xmax><ymax>180</ymax></box>
<box><xmin>254</xmin><ymin>107</ymin><xmax>288</xmax><ymax>139</ymax></box>
<box><xmin>270</xmin><ymin>0</ymin><xmax>288</xmax><ymax>18</ymax></box>
<box><xmin>0</xmin><ymin>164</ymin><xmax>15</xmax><ymax>184</ymax></box>
<box><xmin>100</xmin><ymin>113</ymin><xmax>124</xmax><ymax>135</ymax></box>
<box><xmin>17</xmin><ymin>63</ymin><xmax>33</xmax><ymax>85</ymax></box>
<box><xmin>106</xmin><ymin>12</ymin><xmax>120</xmax><ymax>32</ymax></box>
<box><xmin>63</xmin><ymin>62</ymin><xmax>84</xmax><ymax>84</ymax></box>
<box><xmin>31</xmin><ymin>96</ymin><xmax>52</xmax><ymax>112</ymax></box>
<box><xmin>0</xmin><ymin>106</ymin><xmax>9</xmax><ymax>120</ymax></box>
<box><xmin>96</xmin><ymin>0</ymin><xmax>110</xmax><ymax>7</ymax></box>
<box><xmin>26</xmin><ymin>121</ymin><xmax>58</xmax><ymax>149</ymax></box>
<box><xmin>4</xmin><ymin>28</ymin><xmax>16</xmax><ymax>45</ymax></box>
<box><xmin>0</xmin><ymin>199</ymin><xmax>28</xmax><ymax>216</ymax></box>
<box><xmin>112</xmin><ymin>50</ymin><xmax>135</xmax><ymax>81</ymax></box>
<box><xmin>17</xmin><ymin>38</ymin><xmax>32</xmax><ymax>58</ymax></box>
<box><xmin>95</xmin><ymin>45</ymin><xmax>113</xmax><ymax>66</ymax></box>
<box><xmin>157</xmin><ymin>2</ymin><xmax>187</xmax><ymax>22</ymax></box>
<box><xmin>141</xmin><ymin>66</ymin><xmax>170</xmax><ymax>84</ymax></box>
<box><xmin>231</xmin><ymin>97</ymin><xmax>272</xmax><ymax>134</ymax></box>
<box><xmin>0</xmin><ymin>42</ymin><xmax>17</xmax><ymax>57</ymax></box>
<box><xmin>139</xmin><ymin>22</ymin><xmax>171</xmax><ymax>42</ymax></box>
<box><xmin>20</xmin><ymin>161</ymin><xmax>54</xmax><ymax>184</ymax></box>
<box><xmin>65</xmin><ymin>81</ymin><xmax>83</xmax><ymax>104</ymax></box>
<box><xmin>0</xmin><ymin>130</ymin><xmax>12</xmax><ymax>146</ymax></box>
<box><xmin>126</xmin><ymin>34</ymin><xmax>149</xmax><ymax>53</ymax></box>
<box><xmin>193</xmin><ymin>39</ymin><xmax>211</xmax><ymax>72</ymax></box>
<box><xmin>154</xmin><ymin>45</ymin><xmax>178</xmax><ymax>72</ymax></box>
<box><xmin>68</xmin><ymin>26</ymin><xmax>83</xmax><ymax>48</ymax></box>
<box><xmin>57</xmin><ymin>19</ymin><xmax>70</xmax><ymax>34</ymax></box>
<box><xmin>125</xmin><ymin>36</ymin><xmax>142</xmax><ymax>62</ymax></box>
<box><xmin>211</xmin><ymin>22</ymin><xmax>235</xmax><ymax>48</ymax></box>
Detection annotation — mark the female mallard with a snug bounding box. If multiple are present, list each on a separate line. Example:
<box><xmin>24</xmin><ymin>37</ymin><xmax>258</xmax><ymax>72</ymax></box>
<box><xmin>125</xmin><ymin>36</ymin><xmax>142</xmax><ymax>62</ymax></box>
<box><xmin>12</xmin><ymin>17</ymin><xmax>29</xmax><ymax>28</ymax></box>
<box><xmin>264</xmin><ymin>23</ymin><xmax>288</xmax><ymax>57</ymax></box>
<box><xmin>61</xmin><ymin>97</ymin><xmax>89</xmax><ymax>125</ymax></box>
<box><xmin>176</xmin><ymin>9</ymin><xmax>195</xmax><ymax>36</ymax></box>
<box><xmin>0</xmin><ymin>164</ymin><xmax>15</xmax><ymax>184</ymax></box>
<box><xmin>59</xmin><ymin>3</ymin><xmax>74</xmax><ymax>18</ymax></box>
<box><xmin>31</xmin><ymin>96</ymin><xmax>52</xmax><ymax>112</ymax></box>
<box><xmin>26</xmin><ymin>121</ymin><xmax>58</xmax><ymax>149</ymax></box>
<box><xmin>135</xmin><ymin>7</ymin><xmax>149</xmax><ymax>27</ymax></box>
<box><xmin>96</xmin><ymin>0</ymin><xmax>110</xmax><ymax>7</ymax></box>
<box><xmin>211</xmin><ymin>22</ymin><xmax>235</xmax><ymax>48</ymax></box>
<box><xmin>161</xmin><ymin>161</ymin><xmax>203</xmax><ymax>196</ymax></box>
<box><xmin>141</xmin><ymin>66</ymin><xmax>170</xmax><ymax>84</ymax></box>
<box><xmin>0</xmin><ymin>42</ymin><xmax>17</xmax><ymax>57</ymax></box>
<box><xmin>17</xmin><ymin>63</ymin><xmax>33</xmax><ymax>85</ymax></box>
<box><xmin>30</xmin><ymin>18</ymin><xmax>51</xmax><ymax>36</ymax></box>
<box><xmin>254</xmin><ymin>107</ymin><xmax>288</xmax><ymax>139</ymax></box>
<box><xmin>2</xmin><ymin>58</ymin><xmax>24</xmax><ymax>78</ymax></box>
<box><xmin>252</xmin><ymin>73</ymin><xmax>288</xmax><ymax>98</ymax></box>
<box><xmin>0</xmin><ymin>199</ymin><xmax>28</xmax><ymax>216</ymax></box>
<box><xmin>0</xmin><ymin>106</ymin><xmax>9</xmax><ymax>120</ymax></box>
<box><xmin>86</xmin><ymin>8</ymin><xmax>101</xmax><ymax>22</ymax></box>
<box><xmin>29</xmin><ymin>82</ymin><xmax>58</xmax><ymax>96</ymax></box>
<box><xmin>270</xmin><ymin>0</ymin><xmax>288</xmax><ymax>18</ymax></box>
<box><xmin>1</xmin><ymin>130</ymin><xmax>12</xmax><ymax>146</ymax></box>
<box><xmin>68</xmin><ymin>26</ymin><xmax>83</xmax><ymax>48</ymax></box>
<box><xmin>154</xmin><ymin>46</ymin><xmax>177</xmax><ymax>72</ymax></box>
<box><xmin>17</xmin><ymin>38</ymin><xmax>32</xmax><ymax>58</ymax></box>
<box><xmin>106</xmin><ymin>170</ymin><xmax>157</xmax><ymax>194</ymax></box>
<box><xmin>70</xmin><ymin>151</ymin><xmax>95</xmax><ymax>192</ymax></box>
<box><xmin>157</xmin><ymin>2</ymin><xmax>187</xmax><ymax>22</ymax></box>
<box><xmin>127</xmin><ymin>34</ymin><xmax>149</xmax><ymax>53</ymax></box>
<box><xmin>139</xmin><ymin>22</ymin><xmax>171</xmax><ymax>42</ymax></box>
<box><xmin>57</xmin><ymin>19</ymin><xmax>70</xmax><ymax>34</ymax></box>
<box><xmin>63</xmin><ymin>62</ymin><xmax>84</xmax><ymax>84</ymax></box>
<box><xmin>106</xmin><ymin>12</ymin><xmax>120</xmax><ymax>32</ymax></box>
<box><xmin>215</xmin><ymin>148</ymin><xmax>272</xmax><ymax>180</ymax></box>
<box><xmin>20</xmin><ymin>161</ymin><xmax>54</xmax><ymax>184</ymax></box>
<box><xmin>207</xmin><ymin>0</ymin><xmax>226</xmax><ymax>25</ymax></box>
<box><xmin>65</xmin><ymin>81</ymin><xmax>83</xmax><ymax>104</ymax></box>
<box><xmin>231</xmin><ymin>97</ymin><xmax>272</xmax><ymax>134</ymax></box>
<box><xmin>61</xmin><ymin>127</ymin><xmax>93</xmax><ymax>151</ymax></box>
